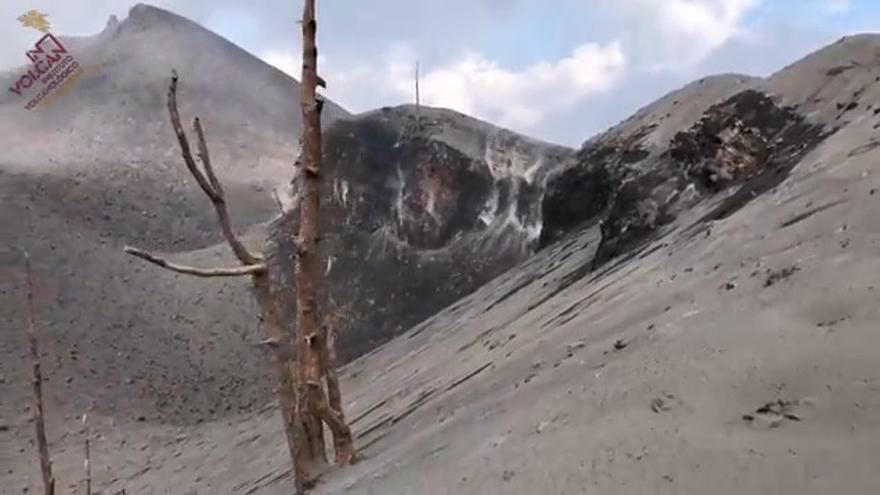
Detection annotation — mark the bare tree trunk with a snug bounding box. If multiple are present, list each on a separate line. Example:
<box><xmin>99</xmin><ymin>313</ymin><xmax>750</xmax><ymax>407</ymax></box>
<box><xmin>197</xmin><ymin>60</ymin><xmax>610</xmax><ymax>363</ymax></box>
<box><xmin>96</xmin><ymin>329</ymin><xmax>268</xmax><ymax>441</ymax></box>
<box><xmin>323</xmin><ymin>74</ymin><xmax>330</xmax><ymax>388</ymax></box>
<box><xmin>321</xmin><ymin>325</ymin><xmax>354</xmax><ymax>464</ymax></box>
<box><xmin>293</xmin><ymin>1</ymin><xmax>356</xmax><ymax>489</ymax></box>
<box><xmin>415</xmin><ymin>61</ymin><xmax>421</xmax><ymax>134</ymax></box>
<box><xmin>252</xmin><ymin>272</ymin><xmax>301</xmax><ymax>473</ymax></box>
<box><xmin>82</xmin><ymin>412</ymin><xmax>91</xmax><ymax>495</ymax></box>
<box><xmin>125</xmin><ymin>72</ymin><xmax>307</xmax><ymax>488</ymax></box>
<box><xmin>294</xmin><ymin>1</ymin><xmax>329</xmax><ymax>487</ymax></box>
<box><xmin>322</xmin><ymin>326</ymin><xmax>342</xmax><ymax>428</ymax></box>
<box><xmin>24</xmin><ymin>252</ymin><xmax>55</xmax><ymax>495</ymax></box>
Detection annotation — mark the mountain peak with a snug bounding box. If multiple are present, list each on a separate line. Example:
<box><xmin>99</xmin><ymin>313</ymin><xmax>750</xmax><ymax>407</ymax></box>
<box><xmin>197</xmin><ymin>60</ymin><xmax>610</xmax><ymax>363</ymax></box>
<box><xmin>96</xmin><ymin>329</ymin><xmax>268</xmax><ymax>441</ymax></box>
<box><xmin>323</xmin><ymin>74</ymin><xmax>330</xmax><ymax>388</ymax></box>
<box><xmin>117</xmin><ymin>3</ymin><xmax>194</xmax><ymax>33</ymax></box>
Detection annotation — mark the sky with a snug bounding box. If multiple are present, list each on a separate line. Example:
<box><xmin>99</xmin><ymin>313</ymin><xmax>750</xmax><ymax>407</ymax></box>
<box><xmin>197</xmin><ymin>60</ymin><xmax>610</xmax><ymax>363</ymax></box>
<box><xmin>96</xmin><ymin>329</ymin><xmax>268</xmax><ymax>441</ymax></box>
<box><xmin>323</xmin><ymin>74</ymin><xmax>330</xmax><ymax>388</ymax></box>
<box><xmin>2</xmin><ymin>0</ymin><xmax>879</xmax><ymax>146</ymax></box>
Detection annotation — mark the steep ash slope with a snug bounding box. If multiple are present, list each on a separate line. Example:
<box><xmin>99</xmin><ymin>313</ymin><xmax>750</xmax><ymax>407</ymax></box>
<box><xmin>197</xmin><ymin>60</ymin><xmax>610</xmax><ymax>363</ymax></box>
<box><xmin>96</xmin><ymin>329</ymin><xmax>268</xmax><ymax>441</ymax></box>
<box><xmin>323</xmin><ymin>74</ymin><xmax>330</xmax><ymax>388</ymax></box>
<box><xmin>8</xmin><ymin>27</ymin><xmax>880</xmax><ymax>494</ymax></box>
<box><xmin>1</xmin><ymin>2</ymin><xmax>355</xmax><ymax>430</ymax></box>
<box><xmin>10</xmin><ymin>34</ymin><xmax>880</xmax><ymax>494</ymax></box>
<box><xmin>540</xmin><ymin>84</ymin><xmax>830</xmax><ymax>268</ymax></box>
<box><xmin>0</xmin><ymin>3</ymin><xmax>348</xmax><ymax>171</ymax></box>
<box><xmin>1</xmin><ymin>3</ymin><xmax>350</xmax><ymax>252</ymax></box>
<box><xmin>1</xmin><ymin>108</ymin><xmax>570</xmax><ymax>433</ymax></box>
<box><xmin>541</xmin><ymin>35</ymin><xmax>880</xmax><ymax>269</ymax></box>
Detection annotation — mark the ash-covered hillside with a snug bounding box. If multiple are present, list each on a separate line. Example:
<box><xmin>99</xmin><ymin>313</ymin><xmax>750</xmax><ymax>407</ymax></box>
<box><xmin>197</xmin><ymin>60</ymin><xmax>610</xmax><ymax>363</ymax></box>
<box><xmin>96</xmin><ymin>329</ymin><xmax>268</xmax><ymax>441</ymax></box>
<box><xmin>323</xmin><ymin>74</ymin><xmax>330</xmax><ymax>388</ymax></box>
<box><xmin>1</xmin><ymin>2</ymin><xmax>355</xmax><ymax>431</ymax></box>
<box><xmin>0</xmin><ymin>4</ymin><xmax>572</xmax><ymax>431</ymax></box>
<box><xmin>5</xmin><ymin>5</ymin><xmax>880</xmax><ymax>491</ymax></box>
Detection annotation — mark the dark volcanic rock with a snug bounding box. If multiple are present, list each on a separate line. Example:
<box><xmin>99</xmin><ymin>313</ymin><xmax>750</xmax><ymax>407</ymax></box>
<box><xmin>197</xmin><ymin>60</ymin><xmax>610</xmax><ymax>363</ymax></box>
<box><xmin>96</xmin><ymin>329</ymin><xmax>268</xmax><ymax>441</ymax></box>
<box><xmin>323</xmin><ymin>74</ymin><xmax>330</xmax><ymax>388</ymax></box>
<box><xmin>542</xmin><ymin>89</ymin><xmax>831</xmax><ymax>269</ymax></box>
<box><xmin>538</xmin><ymin>130</ymin><xmax>651</xmax><ymax>248</ymax></box>
<box><xmin>267</xmin><ymin>106</ymin><xmax>572</xmax><ymax>360</ymax></box>
<box><xmin>538</xmin><ymin>150</ymin><xmax>613</xmax><ymax>247</ymax></box>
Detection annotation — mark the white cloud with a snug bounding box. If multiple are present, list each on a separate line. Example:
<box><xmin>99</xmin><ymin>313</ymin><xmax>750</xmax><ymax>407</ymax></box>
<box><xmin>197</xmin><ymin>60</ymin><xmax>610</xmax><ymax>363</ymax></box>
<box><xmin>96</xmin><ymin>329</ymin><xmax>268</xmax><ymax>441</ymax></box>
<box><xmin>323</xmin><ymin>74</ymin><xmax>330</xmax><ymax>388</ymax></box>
<box><xmin>261</xmin><ymin>47</ymin><xmax>401</xmax><ymax>112</ymax></box>
<box><xmin>262</xmin><ymin>50</ymin><xmax>298</xmax><ymax>77</ymax></box>
<box><xmin>615</xmin><ymin>0</ymin><xmax>762</xmax><ymax>71</ymax></box>
<box><xmin>262</xmin><ymin>41</ymin><xmax>625</xmax><ymax>132</ymax></box>
<box><xmin>824</xmin><ymin>0</ymin><xmax>851</xmax><ymax>13</ymax></box>
<box><xmin>396</xmin><ymin>42</ymin><xmax>626</xmax><ymax>129</ymax></box>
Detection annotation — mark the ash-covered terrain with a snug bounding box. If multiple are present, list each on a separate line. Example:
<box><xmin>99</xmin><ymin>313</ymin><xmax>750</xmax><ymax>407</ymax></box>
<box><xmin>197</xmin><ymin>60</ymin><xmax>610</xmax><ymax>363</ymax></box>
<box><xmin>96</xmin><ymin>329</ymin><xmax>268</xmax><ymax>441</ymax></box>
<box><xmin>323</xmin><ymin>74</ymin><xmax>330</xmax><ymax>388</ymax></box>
<box><xmin>3</xmin><ymin>4</ymin><xmax>880</xmax><ymax>494</ymax></box>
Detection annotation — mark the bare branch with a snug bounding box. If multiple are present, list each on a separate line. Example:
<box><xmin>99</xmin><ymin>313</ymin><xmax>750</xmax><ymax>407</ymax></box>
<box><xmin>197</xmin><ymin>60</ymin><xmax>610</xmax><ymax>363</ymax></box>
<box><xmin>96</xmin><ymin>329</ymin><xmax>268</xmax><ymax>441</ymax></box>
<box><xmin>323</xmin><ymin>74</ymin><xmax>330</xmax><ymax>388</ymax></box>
<box><xmin>308</xmin><ymin>382</ymin><xmax>355</xmax><ymax>465</ymax></box>
<box><xmin>166</xmin><ymin>73</ymin><xmax>263</xmax><ymax>266</ymax></box>
<box><xmin>209</xmin><ymin>188</ymin><xmax>263</xmax><ymax>265</ymax></box>
<box><xmin>124</xmin><ymin>246</ymin><xmax>265</xmax><ymax>277</ymax></box>
<box><xmin>167</xmin><ymin>70</ymin><xmax>219</xmax><ymax>202</ymax></box>
<box><xmin>24</xmin><ymin>251</ymin><xmax>55</xmax><ymax>495</ymax></box>
<box><xmin>272</xmin><ymin>188</ymin><xmax>286</xmax><ymax>214</ymax></box>
<box><xmin>193</xmin><ymin>117</ymin><xmax>223</xmax><ymax>197</ymax></box>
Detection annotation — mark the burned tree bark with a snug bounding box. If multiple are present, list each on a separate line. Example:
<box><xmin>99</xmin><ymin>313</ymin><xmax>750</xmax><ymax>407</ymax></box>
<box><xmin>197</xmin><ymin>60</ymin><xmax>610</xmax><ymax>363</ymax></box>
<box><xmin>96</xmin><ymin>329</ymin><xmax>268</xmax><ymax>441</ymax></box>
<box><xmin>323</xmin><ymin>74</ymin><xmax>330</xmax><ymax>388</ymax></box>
<box><xmin>293</xmin><ymin>0</ymin><xmax>330</xmax><ymax>485</ymax></box>
<box><xmin>321</xmin><ymin>301</ymin><xmax>353</xmax><ymax>463</ymax></box>
<box><xmin>82</xmin><ymin>412</ymin><xmax>91</xmax><ymax>495</ymax></box>
<box><xmin>415</xmin><ymin>61</ymin><xmax>421</xmax><ymax>133</ymax></box>
<box><xmin>293</xmin><ymin>1</ymin><xmax>355</xmax><ymax>490</ymax></box>
<box><xmin>123</xmin><ymin>72</ymin><xmax>303</xmax><ymax>484</ymax></box>
<box><xmin>24</xmin><ymin>252</ymin><xmax>55</xmax><ymax>495</ymax></box>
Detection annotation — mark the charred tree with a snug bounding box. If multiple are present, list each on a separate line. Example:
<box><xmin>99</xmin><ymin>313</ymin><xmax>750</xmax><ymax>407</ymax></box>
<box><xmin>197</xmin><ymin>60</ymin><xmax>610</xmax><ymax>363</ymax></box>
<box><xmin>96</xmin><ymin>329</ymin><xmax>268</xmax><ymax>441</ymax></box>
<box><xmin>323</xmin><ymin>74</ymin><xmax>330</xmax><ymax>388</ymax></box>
<box><xmin>82</xmin><ymin>412</ymin><xmax>92</xmax><ymax>495</ymax></box>
<box><xmin>293</xmin><ymin>1</ymin><xmax>355</xmax><ymax>490</ymax></box>
<box><xmin>321</xmin><ymin>301</ymin><xmax>354</xmax><ymax>464</ymax></box>
<box><xmin>415</xmin><ymin>61</ymin><xmax>421</xmax><ymax>133</ymax></box>
<box><xmin>294</xmin><ymin>0</ymin><xmax>329</xmax><ymax>481</ymax></box>
<box><xmin>24</xmin><ymin>252</ymin><xmax>55</xmax><ymax>495</ymax></box>
<box><xmin>123</xmin><ymin>71</ymin><xmax>303</xmax><ymax>484</ymax></box>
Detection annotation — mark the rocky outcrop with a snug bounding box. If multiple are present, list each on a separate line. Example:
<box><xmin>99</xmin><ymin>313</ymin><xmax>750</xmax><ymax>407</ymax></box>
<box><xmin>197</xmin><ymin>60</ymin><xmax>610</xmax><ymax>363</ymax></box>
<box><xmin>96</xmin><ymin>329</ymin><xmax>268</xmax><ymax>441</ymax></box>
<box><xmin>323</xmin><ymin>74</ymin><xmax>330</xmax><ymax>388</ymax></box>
<box><xmin>267</xmin><ymin>88</ymin><xmax>833</xmax><ymax>361</ymax></box>
<box><xmin>541</xmin><ymin>89</ymin><xmax>831</xmax><ymax>269</ymax></box>
<box><xmin>267</xmin><ymin>106</ymin><xmax>572</xmax><ymax>360</ymax></box>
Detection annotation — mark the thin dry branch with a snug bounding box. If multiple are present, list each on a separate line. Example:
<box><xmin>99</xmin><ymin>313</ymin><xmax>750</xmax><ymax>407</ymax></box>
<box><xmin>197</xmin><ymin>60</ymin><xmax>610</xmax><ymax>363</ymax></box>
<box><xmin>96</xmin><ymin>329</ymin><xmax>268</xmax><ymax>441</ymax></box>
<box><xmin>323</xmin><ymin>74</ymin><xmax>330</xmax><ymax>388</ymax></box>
<box><xmin>323</xmin><ymin>325</ymin><xmax>343</xmax><ymax>421</ymax></box>
<box><xmin>167</xmin><ymin>70</ymin><xmax>219</xmax><ymax>203</ymax></box>
<box><xmin>308</xmin><ymin>382</ymin><xmax>355</xmax><ymax>465</ymax></box>
<box><xmin>318</xmin><ymin>298</ymin><xmax>355</xmax><ymax>465</ymax></box>
<box><xmin>24</xmin><ymin>252</ymin><xmax>55</xmax><ymax>495</ymax></box>
<box><xmin>192</xmin><ymin>117</ymin><xmax>223</xmax><ymax>195</ymax></box>
<box><xmin>153</xmin><ymin>71</ymin><xmax>302</xmax><ymax>478</ymax></box>
<box><xmin>272</xmin><ymin>188</ymin><xmax>286</xmax><ymax>214</ymax></box>
<box><xmin>166</xmin><ymin>71</ymin><xmax>262</xmax><ymax>265</ymax></box>
<box><xmin>124</xmin><ymin>246</ymin><xmax>266</xmax><ymax>277</ymax></box>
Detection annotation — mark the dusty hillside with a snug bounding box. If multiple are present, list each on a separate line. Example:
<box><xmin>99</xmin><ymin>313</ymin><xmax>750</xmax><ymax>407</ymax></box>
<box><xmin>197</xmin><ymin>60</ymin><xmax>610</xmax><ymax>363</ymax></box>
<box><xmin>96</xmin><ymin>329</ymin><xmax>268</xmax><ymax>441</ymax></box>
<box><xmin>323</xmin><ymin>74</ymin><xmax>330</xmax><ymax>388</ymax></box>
<box><xmin>1</xmin><ymin>2</ymin><xmax>576</xmax><ymax>436</ymax></box>
<box><xmin>4</xmin><ymin>13</ymin><xmax>880</xmax><ymax>495</ymax></box>
<box><xmin>1</xmin><ymin>2</ymin><xmax>356</xmax><ymax>433</ymax></box>
<box><xmin>0</xmin><ymin>2</ymin><xmax>575</xmax><ymax>442</ymax></box>
<box><xmin>0</xmin><ymin>3</ymin><xmax>348</xmax><ymax>171</ymax></box>
<box><xmin>1</xmin><ymin>3</ymin><xmax>350</xmax><ymax>251</ymax></box>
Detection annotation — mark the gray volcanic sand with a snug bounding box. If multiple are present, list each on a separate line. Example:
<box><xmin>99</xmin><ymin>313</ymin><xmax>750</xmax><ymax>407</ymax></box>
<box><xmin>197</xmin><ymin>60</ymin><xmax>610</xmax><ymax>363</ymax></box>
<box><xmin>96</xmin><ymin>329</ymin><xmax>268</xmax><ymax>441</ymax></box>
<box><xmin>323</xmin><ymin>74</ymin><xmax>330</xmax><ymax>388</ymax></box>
<box><xmin>3</xmin><ymin>5</ymin><xmax>880</xmax><ymax>494</ymax></box>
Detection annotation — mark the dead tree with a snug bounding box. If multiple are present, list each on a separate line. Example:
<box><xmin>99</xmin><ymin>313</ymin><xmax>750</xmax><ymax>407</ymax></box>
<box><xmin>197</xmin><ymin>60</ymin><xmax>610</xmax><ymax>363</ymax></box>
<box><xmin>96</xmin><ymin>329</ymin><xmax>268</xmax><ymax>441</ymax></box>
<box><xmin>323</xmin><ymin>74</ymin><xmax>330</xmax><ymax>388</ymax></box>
<box><xmin>415</xmin><ymin>61</ymin><xmax>421</xmax><ymax>133</ymax></box>
<box><xmin>82</xmin><ymin>412</ymin><xmax>92</xmax><ymax>495</ymax></box>
<box><xmin>123</xmin><ymin>71</ymin><xmax>303</xmax><ymax>480</ymax></box>
<box><xmin>293</xmin><ymin>0</ymin><xmax>355</xmax><ymax>490</ymax></box>
<box><xmin>24</xmin><ymin>252</ymin><xmax>55</xmax><ymax>495</ymax></box>
<box><xmin>321</xmin><ymin>299</ymin><xmax>353</xmax><ymax>460</ymax></box>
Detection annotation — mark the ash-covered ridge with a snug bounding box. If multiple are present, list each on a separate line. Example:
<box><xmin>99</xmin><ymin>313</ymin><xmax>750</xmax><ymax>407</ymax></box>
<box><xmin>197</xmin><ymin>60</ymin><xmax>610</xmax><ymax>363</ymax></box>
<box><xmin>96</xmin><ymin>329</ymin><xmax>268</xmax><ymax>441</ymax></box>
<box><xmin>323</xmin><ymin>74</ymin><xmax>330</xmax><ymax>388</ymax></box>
<box><xmin>270</xmin><ymin>47</ymin><xmax>858</xmax><ymax>362</ymax></box>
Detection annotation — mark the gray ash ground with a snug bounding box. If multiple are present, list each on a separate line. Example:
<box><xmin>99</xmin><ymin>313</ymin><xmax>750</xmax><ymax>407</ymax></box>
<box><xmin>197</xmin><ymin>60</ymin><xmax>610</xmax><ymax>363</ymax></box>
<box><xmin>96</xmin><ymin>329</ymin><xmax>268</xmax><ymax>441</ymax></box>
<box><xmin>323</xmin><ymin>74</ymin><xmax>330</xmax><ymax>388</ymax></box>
<box><xmin>5</xmin><ymin>10</ymin><xmax>880</xmax><ymax>493</ymax></box>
